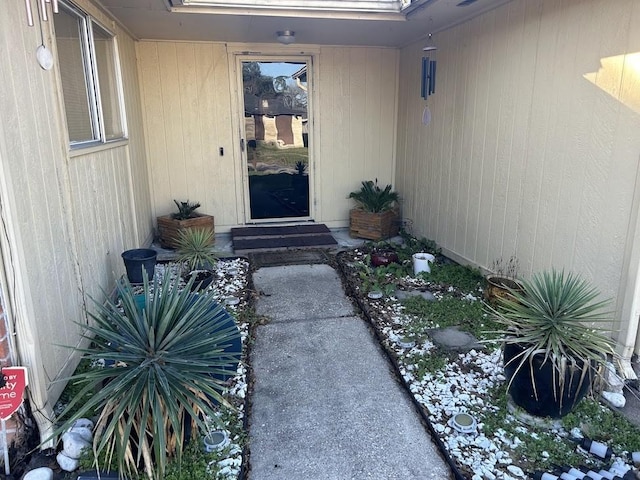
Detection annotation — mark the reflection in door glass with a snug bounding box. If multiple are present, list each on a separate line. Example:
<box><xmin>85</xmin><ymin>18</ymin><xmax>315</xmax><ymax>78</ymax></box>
<box><xmin>243</xmin><ymin>61</ymin><xmax>309</xmax><ymax>219</ymax></box>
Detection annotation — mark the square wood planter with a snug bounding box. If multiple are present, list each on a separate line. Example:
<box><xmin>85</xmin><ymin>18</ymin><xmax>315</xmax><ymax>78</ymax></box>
<box><xmin>156</xmin><ymin>214</ymin><xmax>215</xmax><ymax>249</ymax></box>
<box><xmin>349</xmin><ymin>208</ymin><xmax>399</xmax><ymax>241</ymax></box>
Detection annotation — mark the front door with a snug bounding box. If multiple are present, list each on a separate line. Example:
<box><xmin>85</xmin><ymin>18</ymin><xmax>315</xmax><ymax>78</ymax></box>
<box><xmin>240</xmin><ymin>59</ymin><xmax>311</xmax><ymax>221</ymax></box>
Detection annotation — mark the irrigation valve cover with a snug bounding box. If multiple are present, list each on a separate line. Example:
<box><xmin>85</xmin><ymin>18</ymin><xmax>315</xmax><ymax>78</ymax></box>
<box><xmin>0</xmin><ymin>367</ymin><xmax>27</xmax><ymax>420</ymax></box>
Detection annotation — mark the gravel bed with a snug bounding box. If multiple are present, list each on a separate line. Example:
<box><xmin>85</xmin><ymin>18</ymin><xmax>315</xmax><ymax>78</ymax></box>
<box><xmin>336</xmin><ymin>248</ymin><xmax>640</xmax><ymax>480</ymax></box>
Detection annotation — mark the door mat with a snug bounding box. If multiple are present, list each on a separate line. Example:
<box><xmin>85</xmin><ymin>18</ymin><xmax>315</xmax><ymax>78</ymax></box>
<box><xmin>249</xmin><ymin>250</ymin><xmax>331</xmax><ymax>268</ymax></box>
<box><xmin>231</xmin><ymin>224</ymin><xmax>338</xmax><ymax>255</ymax></box>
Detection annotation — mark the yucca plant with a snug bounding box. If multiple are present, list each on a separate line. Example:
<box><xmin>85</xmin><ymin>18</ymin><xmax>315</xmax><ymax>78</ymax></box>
<box><xmin>52</xmin><ymin>271</ymin><xmax>241</xmax><ymax>479</ymax></box>
<box><xmin>348</xmin><ymin>180</ymin><xmax>399</xmax><ymax>213</ymax></box>
<box><xmin>487</xmin><ymin>269</ymin><xmax>616</xmax><ymax>417</ymax></box>
<box><xmin>176</xmin><ymin>227</ymin><xmax>217</xmax><ymax>271</ymax></box>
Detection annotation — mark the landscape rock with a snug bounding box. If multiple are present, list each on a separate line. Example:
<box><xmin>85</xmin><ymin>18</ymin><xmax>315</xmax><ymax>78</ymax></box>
<box><xmin>67</xmin><ymin>426</ymin><xmax>93</xmax><ymax>443</ymax></box>
<box><xmin>56</xmin><ymin>452</ymin><xmax>79</xmax><ymax>472</ymax></box>
<box><xmin>70</xmin><ymin>418</ymin><xmax>94</xmax><ymax>430</ymax></box>
<box><xmin>602</xmin><ymin>390</ymin><xmax>626</xmax><ymax>408</ymax></box>
<box><xmin>61</xmin><ymin>431</ymin><xmax>91</xmax><ymax>459</ymax></box>
<box><xmin>23</xmin><ymin>467</ymin><xmax>54</xmax><ymax>480</ymax></box>
<box><xmin>604</xmin><ymin>362</ymin><xmax>625</xmax><ymax>394</ymax></box>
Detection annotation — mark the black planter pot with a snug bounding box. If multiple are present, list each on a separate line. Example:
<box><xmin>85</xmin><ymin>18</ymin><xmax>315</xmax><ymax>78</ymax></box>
<box><xmin>186</xmin><ymin>270</ymin><xmax>216</xmax><ymax>292</ymax></box>
<box><xmin>121</xmin><ymin>248</ymin><xmax>157</xmax><ymax>284</ymax></box>
<box><xmin>503</xmin><ymin>343</ymin><xmax>593</xmax><ymax>418</ymax></box>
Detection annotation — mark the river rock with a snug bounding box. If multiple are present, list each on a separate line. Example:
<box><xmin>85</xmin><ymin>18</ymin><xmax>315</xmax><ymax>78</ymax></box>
<box><xmin>23</xmin><ymin>467</ymin><xmax>54</xmax><ymax>480</ymax></box>
<box><xmin>57</xmin><ymin>452</ymin><xmax>79</xmax><ymax>472</ymax></box>
<box><xmin>62</xmin><ymin>430</ymin><xmax>91</xmax><ymax>459</ymax></box>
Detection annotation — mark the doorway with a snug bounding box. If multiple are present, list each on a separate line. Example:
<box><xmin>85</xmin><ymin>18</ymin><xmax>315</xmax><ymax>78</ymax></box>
<box><xmin>240</xmin><ymin>59</ymin><xmax>311</xmax><ymax>221</ymax></box>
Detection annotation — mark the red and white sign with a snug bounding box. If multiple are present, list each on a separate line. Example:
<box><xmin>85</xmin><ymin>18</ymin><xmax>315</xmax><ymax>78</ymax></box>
<box><xmin>0</xmin><ymin>367</ymin><xmax>27</xmax><ymax>421</ymax></box>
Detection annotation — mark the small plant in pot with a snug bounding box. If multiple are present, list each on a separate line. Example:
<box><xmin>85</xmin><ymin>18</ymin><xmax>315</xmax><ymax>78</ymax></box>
<box><xmin>157</xmin><ymin>199</ymin><xmax>215</xmax><ymax>249</ymax></box>
<box><xmin>485</xmin><ymin>255</ymin><xmax>523</xmax><ymax>304</ymax></box>
<box><xmin>348</xmin><ymin>179</ymin><xmax>400</xmax><ymax>241</ymax></box>
<box><xmin>176</xmin><ymin>227</ymin><xmax>218</xmax><ymax>291</ymax></box>
<box><xmin>487</xmin><ymin>269</ymin><xmax>616</xmax><ymax>418</ymax></box>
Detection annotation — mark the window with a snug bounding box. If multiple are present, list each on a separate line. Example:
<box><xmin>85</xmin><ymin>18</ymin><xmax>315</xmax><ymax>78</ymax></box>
<box><xmin>54</xmin><ymin>2</ymin><xmax>126</xmax><ymax>146</ymax></box>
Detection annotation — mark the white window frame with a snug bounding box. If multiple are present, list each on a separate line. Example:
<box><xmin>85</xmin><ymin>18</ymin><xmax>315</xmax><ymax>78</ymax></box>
<box><xmin>56</xmin><ymin>1</ymin><xmax>127</xmax><ymax>148</ymax></box>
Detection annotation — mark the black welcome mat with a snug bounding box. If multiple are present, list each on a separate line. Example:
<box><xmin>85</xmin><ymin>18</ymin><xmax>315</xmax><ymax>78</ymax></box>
<box><xmin>231</xmin><ymin>224</ymin><xmax>338</xmax><ymax>255</ymax></box>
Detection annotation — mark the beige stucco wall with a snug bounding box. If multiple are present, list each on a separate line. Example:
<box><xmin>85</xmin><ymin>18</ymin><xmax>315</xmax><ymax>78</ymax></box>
<box><xmin>137</xmin><ymin>41</ymin><xmax>398</xmax><ymax>230</ymax></box>
<box><xmin>396</xmin><ymin>0</ymin><xmax>640</xmax><ymax>354</ymax></box>
<box><xmin>0</xmin><ymin>0</ymin><xmax>152</xmax><ymax>441</ymax></box>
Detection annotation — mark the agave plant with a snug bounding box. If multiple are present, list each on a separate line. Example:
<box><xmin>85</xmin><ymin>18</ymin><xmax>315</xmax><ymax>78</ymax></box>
<box><xmin>487</xmin><ymin>269</ymin><xmax>615</xmax><ymax>415</ymax></box>
<box><xmin>176</xmin><ymin>227</ymin><xmax>217</xmax><ymax>271</ymax></box>
<box><xmin>53</xmin><ymin>271</ymin><xmax>241</xmax><ymax>479</ymax></box>
<box><xmin>172</xmin><ymin>199</ymin><xmax>201</xmax><ymax>220</ymax></box>
<box><xmin>348</xmin><ymin>180</ymin><xmax>399</xmax><ymax>213</ymax></box>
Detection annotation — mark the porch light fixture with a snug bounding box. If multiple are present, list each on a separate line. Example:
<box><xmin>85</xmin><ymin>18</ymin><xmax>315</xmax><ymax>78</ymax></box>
<box><xmin>276</xmin><ymin>30</ymin><xmax>296</xmax><ymax>45</ymax></box>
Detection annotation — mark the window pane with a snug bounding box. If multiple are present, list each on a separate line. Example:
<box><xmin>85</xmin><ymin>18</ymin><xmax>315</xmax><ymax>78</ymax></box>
<box><xmin>54</xmin><ymin>6</ymin><xmax>94</xmax><ymax>143</ymax></box>
<box><xmin>92</xmin><ymin>22</ymin><xmax>124</xmax><ymax>140</ymax></box>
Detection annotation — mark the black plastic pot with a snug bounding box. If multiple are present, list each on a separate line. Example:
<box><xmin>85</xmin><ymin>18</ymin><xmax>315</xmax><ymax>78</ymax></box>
<box><xmin>503</xmin><ymin>343</ymin><xmax>593</xmax><ymax>418</ymax></box>
<box><xmin>121</xmin><ymin>248</ymin><xmax>157</xmax><ymax>284</ymax></box>
<box><xmin>186</xmin><ymin>270</ymin><xmax>215</xmax><ymax>292</ymax></box>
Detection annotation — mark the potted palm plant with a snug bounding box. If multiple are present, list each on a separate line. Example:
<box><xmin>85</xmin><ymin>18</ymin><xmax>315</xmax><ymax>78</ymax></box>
<box><xmin>157</xmin><ymin>200</ymin><xmax>215</xmax><ymax>249</ymax></box>
<box><xmin>488</xmin><ymin>269</ymin><xmax>616</xmax><ymax>418</ymax></box>
<box><xmin>348</xmin><ymin>180</ymin><xmax>400</xmax><ymax>241</ymax></box>
<box><xmin>51</xmin><ymin>271</ymin><xmax>241</xmax><ymax>479</ymax></box>
<box><xmin>176</xmin><ymin>227</ymin><xmax>218</xmax><ymax>291</ymax></box>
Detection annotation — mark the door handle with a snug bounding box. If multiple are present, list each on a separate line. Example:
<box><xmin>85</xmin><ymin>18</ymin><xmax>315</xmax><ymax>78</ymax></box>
<box><xmin>240</xmin><ymin>138</ymin><xmax>245</xmax><ymax>152</ymax></box>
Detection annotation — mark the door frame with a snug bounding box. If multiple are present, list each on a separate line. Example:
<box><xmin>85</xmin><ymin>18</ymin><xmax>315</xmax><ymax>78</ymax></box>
<box><xmin>230</xmin><ymin>50</ymin><xmax>318</xmax><ymax>224</ymax></box>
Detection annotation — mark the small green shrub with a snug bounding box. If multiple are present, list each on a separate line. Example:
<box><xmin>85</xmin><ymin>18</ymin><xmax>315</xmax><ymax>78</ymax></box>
<box><xmin>176</xmin><ymin>227</ymin><xmax>217</xmax><ymax>271</ymax></box>
<box><xmin>423</xmin><ymin>264</ymin><xmax>485</xmax><ymax>294</ymax></box>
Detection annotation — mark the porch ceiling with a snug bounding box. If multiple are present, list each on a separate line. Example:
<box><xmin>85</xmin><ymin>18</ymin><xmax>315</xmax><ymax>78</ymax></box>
<box><xmin>100</xmin><ymin>0</ymin><xmax>512</xmax><ymax>47</ymax></box>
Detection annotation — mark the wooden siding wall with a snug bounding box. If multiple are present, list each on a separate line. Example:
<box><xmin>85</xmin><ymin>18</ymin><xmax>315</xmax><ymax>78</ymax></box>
<box><xmin>317</xmin><ymin>46</ymin><xmax>398</xmax><ymax>224</ymax></box>
<box><xmin>137</xmin><ymin>42</ymin><xmax>398</xmax><ymax>229</ymax></box>
<box><xmin>137</xmin><ymin>42</ymin><xmax>239</xmax><ymax>227</ymax></box>
<box><xmin>0</xmin><ymin>0</ymin><xmax>151</xmax><ymax>438</ymax></box>
<box><xmin>396</xmin><ymin>0</ymin><xmax>640</xmax><ymax>333</ymax></box>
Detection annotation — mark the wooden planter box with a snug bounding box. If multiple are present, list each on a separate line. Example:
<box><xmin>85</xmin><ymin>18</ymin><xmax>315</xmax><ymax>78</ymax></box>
<box><xmin>156</xmin><ymin>214</ymin><xmax>215</xmax><ymax>249</ymax></box>
<box><xmin>349</xmin><ymin>208</ymin><xmax>399</xmax><ymax>241</ymax></box>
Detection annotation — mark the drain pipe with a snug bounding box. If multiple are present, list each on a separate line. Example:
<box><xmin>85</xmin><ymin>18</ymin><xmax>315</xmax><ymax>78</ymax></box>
<box><xmin>617</xmin><ymin>156</ymin><xmax>640</xmax><ymax>380</ymax></box>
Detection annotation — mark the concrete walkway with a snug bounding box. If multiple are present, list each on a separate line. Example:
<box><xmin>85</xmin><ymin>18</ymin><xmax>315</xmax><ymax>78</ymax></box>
<box><xmin>248</xmin><ymin>264</ymin><xmax>451</xmax><ymax>480</ymax></box>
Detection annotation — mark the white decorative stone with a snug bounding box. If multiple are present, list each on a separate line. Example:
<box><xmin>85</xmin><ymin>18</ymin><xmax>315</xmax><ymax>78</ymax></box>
<box><xmin>602</xmin><ymin>390</ymin><xmax>626</xmax><ymax>408</ymax></box>
<box><xmin>68</xmin><ymin>426</ymin><xmax>93</xmax><ymax>443</ymax></box>
<box><xmin>604</xmin><ymin>362</ymin><xmax>625</xmax><ymax>394</ymax></box>
<box><xmin>57</xmin><ymin>452</ymin><xmax>79</xmax><ymax>472</ymax></box>
<box><xmin>23</xmin><ymin>467</ymin><xmax>54</xmax><ymax>480</ymax></box>
<box><xmin>507</xmin><ymin>465</ymin><xmax>525</xmax><ymax>477</ymax></box>
<box><xmin>61</xmin><ymin>431</ymin><xmax>91</xmax><ymax>459</ymax></box>
<box><xmin>71</xmin><ymin>418</ymin><xmax>94</xmax><ymax>430</ymax></box>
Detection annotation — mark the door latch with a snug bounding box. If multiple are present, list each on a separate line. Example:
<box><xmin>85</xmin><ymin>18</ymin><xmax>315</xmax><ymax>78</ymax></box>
<box><xmin>240</xmin><ymin>138</ymin><xmax>245</xmax><ymax>152</ymax></box>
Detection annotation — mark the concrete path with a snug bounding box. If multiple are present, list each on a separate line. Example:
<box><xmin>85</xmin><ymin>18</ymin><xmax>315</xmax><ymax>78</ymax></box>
<box><xmin>249</xmin><ymin>264</ymin><xmax>451</xmax><ymax>479</ymax></box>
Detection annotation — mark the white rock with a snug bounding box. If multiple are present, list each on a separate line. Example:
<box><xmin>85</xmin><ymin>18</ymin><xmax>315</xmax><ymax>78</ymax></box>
<box><xmin>57</xmin><ymin>452</ymin><xmax>79</xmax><ymax>472</ymax></box>
<box><xmin>71</xmin><ymin>418</ymin><xmax>94</xmax><ymax>430</ymax></box>
<box><xmin>507</xmin><ymin>465</ymin><xmax>525</xmax><ymax>477</ymax></box>
<box><xmin>602</xmin><ymin>391</ymin><xmax>626</xmax><ymax>408</ymax></box>
<box><xmin>67</xmin><ymin>426</ymin><xmax>93</xmax><ymax>443</ymax></box>
<box><xmin>604</xmin><ymin>362</ymin><xmax>625</xmax><ymax>394</ymax></box>
<box><xmin>61</xmin><ymin>431</ymin><xmax>91</xmax><ymax>459</ymax></box>
<box><xmin>23</xmin><ymin>467</ymin><xmax>54</xmax><ymax>480</ymax></box>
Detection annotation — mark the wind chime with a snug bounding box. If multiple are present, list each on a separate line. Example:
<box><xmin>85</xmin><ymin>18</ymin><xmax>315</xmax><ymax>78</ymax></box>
<box><xmin>23</xmin><ymin>0</ymin><xmax>60</xmax><ymax>70</ymax></box>
<box><xmin>421</xmin><ymin>32</ymin><xmax>437</xmax><ymax>125</ymax></box>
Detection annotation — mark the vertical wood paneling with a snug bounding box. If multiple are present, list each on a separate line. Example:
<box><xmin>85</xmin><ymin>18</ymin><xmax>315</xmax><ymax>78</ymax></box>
<box><xmin>396</xmin><ymin>0</ymin><xmax>640</xmax><ymax>316</ymax></box>
<box><xmin>138</xmin><ymin>41</ymin><xmax>237</xmax><ymax>226</ymax></box>
<box><xmin>138</xmin><ymin>42</ymin><xmax>398</xmax><ymax>229</ymax></box>
<box><xmin>317</xmin><ymin>46</ymin><xmax>399</xmax><ymax>223</ymax></box>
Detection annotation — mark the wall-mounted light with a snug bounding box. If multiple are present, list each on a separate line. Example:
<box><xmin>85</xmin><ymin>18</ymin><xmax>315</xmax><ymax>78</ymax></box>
<box><xmin>276</xmin><ymin>30</ymin><xmax>296</xmax><ymax>45</ymax></box>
